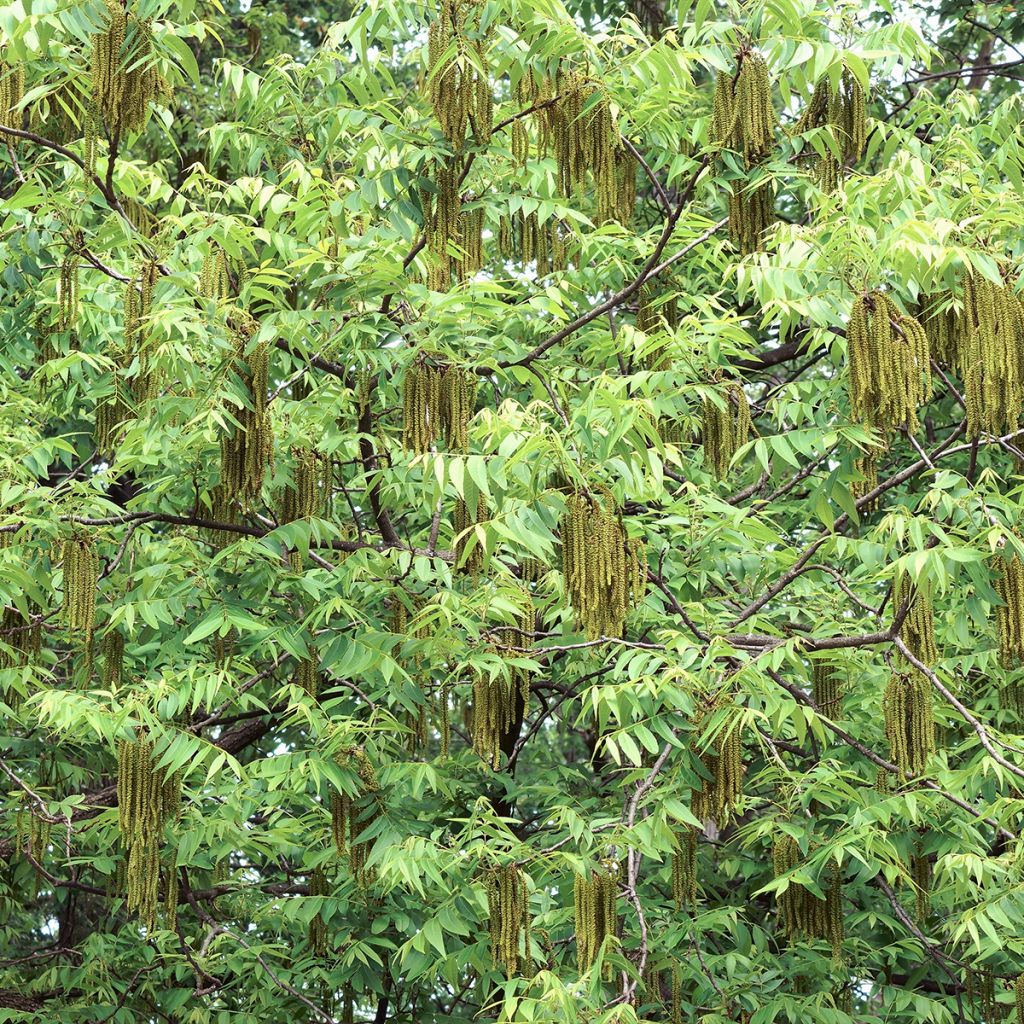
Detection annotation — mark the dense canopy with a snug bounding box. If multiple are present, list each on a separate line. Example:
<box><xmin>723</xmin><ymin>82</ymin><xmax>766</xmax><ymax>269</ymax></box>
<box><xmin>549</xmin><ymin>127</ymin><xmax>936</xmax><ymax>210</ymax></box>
<box><xmin>2</xmin><ymin>0</ymin><xmax>1024</xmax><ymax>1022</ymax></box>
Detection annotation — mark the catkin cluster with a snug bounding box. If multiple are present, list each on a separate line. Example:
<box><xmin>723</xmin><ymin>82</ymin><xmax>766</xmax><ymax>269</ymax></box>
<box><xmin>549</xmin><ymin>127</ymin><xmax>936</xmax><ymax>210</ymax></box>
<box><xmin>330</xmin><ymin>747</ymin><xmax>380</xmax><ymax>884</ymax></box>
<box><xmin>58</xmin><ymin>246</ymin><xmax>80</xmax><ymax>332</ymax></box>
<box><xmin>219</xmin><ymin>321</ymin><xmax>273</xmax><ymax>505</ymax></box>
<box><xmin>0</xmin><ymin>605</ymin><xmax>41</xmax><ymax>672</ymax></box>
<box><xmin>703</xmin><ymin>381</ymin><xmax>752</xmax><ymax>479</ymax></box>
<box><xmin>852</xmin><ymin>453</ymin><xmax>880</xmax><ymax>510</ymax></box>
<box><xmin>711</xmin><ymin>50</ymin><xmax>776</xmax><ymax>165</ymax></box>
<box><xmin>636</xmin><ymin>285</ymin><xmax>680</xmax><ymax>336</ymax></box>
<box><xmin>401</xmin><ymin>361</ymin><xmax>477</xmax><ymax>454</ymax></box>
<box><xmin>960</xmin><ymin>269</ymin><xmax>1024</xmax><ymax>439</ymax></box>
<box><xmin>689</xmin><ymin>696</ymin><xmax>744</xmax><ymax>825</ymax></box>
<box><xmin>0</xmin><ymin>56</ymin><xmax>24</xmax><ymax>126</ymax></box>
<box><xmin>116</xmin><ymin>735</ymin><xmax>181</xmax><ymax>930</ymax></box>
<box><xmin>883</xmin><ymin>670</ymin><xmax>935</xmax><ymax>777</ymax></box>
<box><xmin>308</xmin><ymin>867</ymin><xmax>329</xmax><ymax>956</ymax></box>
<box><xmin>424</xmin><ymin>0</ymin><xmax>492</xmax><ymax>151</ymax></box>
<box><xmin>791</xmin><ymin>68</ymin><xmax>867</xmax><ymax>191</ymax></box>
<box><xmin>909</xmin><ymin>837</ymin><xmax>931</xmax><ymax>920</ymax></box>
<box><xmin>61</xmin><ymin>534</ymin><xmax>100</xmax><ymax>635</ymax></box>
<box><xmin>812</xmin><ymin>660</ymin><xmax>844</xmax><ymax>719</ymax></box>
<box><xmin>485</xmin><ymin>863</ymin><xmax>532</xmax><ymax>977</ymax></box>
<box><xmin>453</xmin><ymin>494</ymin><xmax>488</xmax><ymax>574</ymax></box>
<box><xmin>198</xmin><ymin>244</ymin><xmax>241</xmax><ymax>300</ymax></box>
<box><xmin>892</xmin><ymin>571</ymin><xmax>938</xmax><ymax>666</ymax></box>
<box><xmin>846</xmin><ymin>291</ymin><xmax>930</xmax><ymax>434</ymax></box>
<box><xmin>124</xmin><ymin>260</ymin><xmax>160</xmax><ymax>396</ymax></box>
<box><xmin>102</xmin><ymin>629</ymin><xmax>124</xmax><ymax>687</ymax></box>
<box><xmin>90</xmin><ymin>0</ymin><xmax>170</xmax><ymax>136</ymax></box>
<box><xmin>279</xmin><ymin>448</ymin><xmax>323</xmax><ymax>523</ymax></box>
<box><xmin>560</xmin><ymin>490</ymin><xmax>646</xmax><ymax>640</ymax></box>
<box><xmin>995</xmin><ymin>547</ymin><xmax>1024</xmax><ymax>668</ymax></box>
<box><xmin>772</xmin><ymin>835</ymin><xmax>843</xmax><ymax>962</ymax></box>
<box><xmin>1015</xmin><ymin>973</ymin><xmax>1024</xmax><ymax>1024</ymax></box>
<box><xmin>497</xmin><ymin>211</ymin><xmax>573</xmax><ymax>276</ymax></box>
<box><xmin>574</xmin><ymin>860</ymin><xmax>618</xmax><ymax>975</ymax></box>
<box><xmin>672</xmin><ymin>827</ymin><xmax>698</xmax><ymax>909</ymax></box>
<box><xmin>727</xmin><ymin>177</ymin><xmax>775</xmax><ymax>256</ymax></box>
<box><xmin>420</xmin><ymin>162</ymin><xmax>468</xmax><ymax>291</ymax></box>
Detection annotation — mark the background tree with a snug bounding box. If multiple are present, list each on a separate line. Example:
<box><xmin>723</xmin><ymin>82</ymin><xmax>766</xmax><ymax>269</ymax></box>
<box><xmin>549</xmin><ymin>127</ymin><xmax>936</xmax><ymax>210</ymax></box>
<box><xmin>1</xmin><ymin>0</ymin><xmax>1023</xmax><ymax>1022</ymax></box>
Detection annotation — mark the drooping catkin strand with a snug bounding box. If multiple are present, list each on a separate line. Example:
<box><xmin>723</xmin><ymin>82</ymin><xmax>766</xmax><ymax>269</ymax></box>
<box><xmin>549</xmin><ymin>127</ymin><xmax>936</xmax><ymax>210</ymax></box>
<box><xmin>852</xmin><ymin>453</ymin><xmax>880</xmax><ymax>511</ymax></box>
<box><xmin>702</xmin><ymin>382</ymin><xmax>752</xmax><ymax>479</ymax></box>
<box><xmin>61</xmin><ymin>534</ymin><xmax>100</xmax><ymax>636</ymax></box>
<box><xmin>961</xmin><ymin>268</ymin><xmax>1024</xmax><ymax>439</ymax></box>
<box><xmin>0</xmin><ymin>55</ymin><xmax>25</xmax><ymax>128</ymax></box>
<box><xmin>123</xmin><ymin>259</ymin><xmax>161</xmax><ymax>402</ymax></box>
<box><xmin>846</xmin><ymin>292</ymin><xmax>930</xmax><ymax>434</ymax></box>
<box><xmin>424</xmin><ymin>0</ymin><xmax>492</xmax><ymax>151</ymax></box>
<box><xmin>485</xmin><ymin>863</ymin><xmax>532</xmax><ymax>977</ymax></box>
<box><xmin>198</xmin><ymin>243</ymin><xmax>236</xmax><ymax>300</ymax></box>
<box><xmin>308</xmin><ymin>866</ymin><xmax>329</xmax><ymax>956</ymax></box>
<box><xmin>453</xmin><ymin>493</ymin><xmax>488</xmax><ymax>574</ymax></box>
<box><xmin>420</xmin><ymin>161</ymin><xmax>464</xmax><ymax>291</ymax></box>
<box><xmin>559</xmin><ymin>489</ymin><xmax>646</xmax><ymax>640</ymax></box>
<box><xmin>883</xmin><ymin>670</ymin><xmax>935</xmax><ymax>777</ymax></box>
<box><xmin>102</xmin><ymin>629</ymin><xmax>124</xmax><ymax>688</ymax></box>
<box><xmin>574</xmin><ymin>859</ymin><xmax>619</xmax><ymax>976</ymax></box>
<box><xmin>995</xmin><ymin>546</ymin><xmax>1024</xmax><ymax>669</ymax></box>
<box><xmin>727</xmin><ymin>176</ymin><xmax>775</xmax><ymax>254</ymax></box>
<box><xmin>690</xmin><ymin>696</ymin><xmax>744</xmax><ymax>825</ymax></box>
<box><xmin>332</xmin><ymin>747</ymin><xmax>380</xmax><ymax>884</ymax></box>
<box><xmin>772</xmin><ymin>836</ymin><xmax>844</xmax><ymax>963</ymax></box>
<box><xmin>58</xmin><ymin>246</ymin><xmax>80</xmax><ymax>332</ymax></box>
<box><xmin>1014</xmin><ymin>972</ymin><xmax>1024</xmax><ymax>1024</ymax></box>
<box><xmin>0</xmin><ymin>606</ymin><xmax>42</xmax><ymax>674</ymax></box>
<box><xmin>219</xmin><ymin>323</ymin><xmax>272</xmax><ymax>504</ymax></box>
<box><xmin>711</xmin><ymin>50</ymin><xmax>776</xmax><ymax>166</ymax></box>
<box><xmin>909</xmin><ymin>836</ymin><xmax>931</xmax><ymax>921</ymax></box>
<box><xmin>893</xmin><ymin>571</ymin><xmax>939</xmax><ymax>666</ymax></box>
<box><xmin>116</xmin><ymin>734</ymin><xmax>181</xmax><ymax>930</ymax></box>
<box><xmin>812</xmin><ymin>660</ymin><xmax>844</xmax><ymax>719</ymax></box>
<box><xmin>401</xmin><ymin>361</ymin><xmax>477</xmax><ymax>454</ymax></box>
<box><xmin>791</xmin><ymin>68</ymin><xmax>868</xmax><ymax>190</ymax></box>
<box><xmin>672</xmin><ymin>827</ymin><xmax>698</xmax><ymax>909</ymax></box>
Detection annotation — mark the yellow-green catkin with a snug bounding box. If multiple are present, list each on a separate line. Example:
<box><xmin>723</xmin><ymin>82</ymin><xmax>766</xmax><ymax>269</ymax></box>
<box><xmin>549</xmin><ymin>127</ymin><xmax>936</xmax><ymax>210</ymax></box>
<box><xmin>846</xmin><ymin>292</ymin><xmax>930</xmax><ymax>434</ymax></box>
<box><xmin>331</xmin><ymin>747</ymin><xmax>379</xmax><ymax>884</ymax></box>
<box><xmin>559</xmin><ymin>490</ymin><xmax>646</xmax><ymax>640</ymax></box>
<box><xmin>402</xmin><ymin>361</ymin><xmax>477</xmax><ymax>454</ymax></box>
<box><xmin>0</xmin><ymin>605</ymin><xmax>42</xmax><ymax>673</ymax></box>
<box><xmin>995</xmin><ymin>546</ymin><xmax>1024</xmax><ymax>668</ymax></box>
<box><xmin>219</xmin><ymin>321</ymin><xmax>272</xmax><ymax>505</ymax></box>
<box><xmin>672</xmin><ymin>828</ymin><xmax>698</xmax><ymax>908</ymax></box>
<box><xmin>485</xmin><ymin>863</ymin><xmax>532</xmax><ymax>977</ymax></box>
<box><xmin>812</xmin><ymin>660</ymin><xmax>844</xmax><ymax>719</ymax></box>
<box><xmin>727</xmin><ymin>176</ymin><xmax>775</xmax><ymax>255</ymax></box>
<box><xmin>909</xmin><ymin>836</ymin><xmax>930</xmax><ymax>921</ymax></box>
<box><xmin>497</xmin><ymin>211</ymin><xmax>575</xmax><ymax>274</ymax></box>
<box><xmin>1014</xmin><ymin>973</ymin><xmax>1024</xmax><ymax>1024</ymax></box>
<box><xmin>90</xmin><ymin>0</ymin><xmax>170</xmax><ymax>136</ymax></box>
<box><xmin>892</xmin><ymin>571</ymin><xmax>938</xmax><ymax>666</ymax></box>
<box><xmin>453</xmin><ymin>493</ymin><xmax>488</xmax><ymax>574</ymax></box>
<box><xmin>420</xmin><ymin>162</ymin><xmax>465</xmax><ymax>291</ymax></box>
<box><xmin>791</xmin><ymin>67</ymin><xmax>867</xmax><ymax>191</ymax></box>
<box><xmin>0</xmin><ymin>54</ymin><xmax>24</xmax><ymax>128</ymax></box>
<box><xmin>883</xmin><ymin>670</ymin><xmax>935</xmax><ymax>777</ymax></box>
<box><xmin>424</xmin><ymin>0</ymin><xmax>492</xmax><ymax>152</ymax></box>
<box><xmin>58</xmin><ymin>245</ymin><xmax>80</xmax><ymax>333</ymax></box>
<box><xmin>702</xmin><ymin>381</ymin><xmax>752</xmax><ymax>479</ymax></box>
<box><xmin>852</xmin><ymin>453</ymin><xmax>880</xmax><ymax>511</ymax></box>
<box><xmin>573</xmin><ymin>859</ymin><xmax>618</xmax><ymax>976</ymax></box>
<box><xmin>123</xmin><ymin>259</ymin><xmax>160</xmax><ymax>402</ymax></box>
<box><xmin>690</xmin><ymin>695</ymin><xmax>744</xmax><ymax>825</ymax></box>
<box><xmin>61</xmin><ymin>533</ymin><xmax>100</xmax><ymax>636</ymax></box>
<box><xmin>308</xmin><ymin>866</ymin><xmax>329</xmax><ymax>956</ymax></box>
<box><xmin>116</xmin><ymin>734</ymin><xmax>181</xmax><ymax>930</ymax></box>
<box><xmin>772</xmin><ymin>835</ymin><xmax>844</xmax><ymax>963</ymax></box>
<box><xmin>711</xmin><ymin>49</ymin><xmax>776</xmax><ymax>166</ymax></box>
<box><xmin>102</xmin><ymin>629</ymin><xmax>124</xmax><ymax>688</ymax></box>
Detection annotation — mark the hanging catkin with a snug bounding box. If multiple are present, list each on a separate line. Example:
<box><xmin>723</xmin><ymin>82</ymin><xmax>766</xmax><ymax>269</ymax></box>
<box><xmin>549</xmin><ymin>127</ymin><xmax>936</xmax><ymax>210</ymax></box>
<box><xmin>102</xmin><ymin>629</ymin><xmax>124</xmax><ymax>687</ymax></box>
<box><xmin>690</xmin><ymin>695</ymin><xmax>744</xmax><ymax>825</ymax></box>
<box><xmin>420</xmin><ymin>162</ymin><xmax>464</xmax><ymax>291</ymax></box>
<box><xmin>909</xmin><ymin>836</ymin><xmax>930</xmax><ymax>921</ymax></box>
<box><xmin>61</xmin><ymin>533</ymin><xmax>100</xmax><ymax>635</ymax></box>
<box><xmin>453</xmin><ymin>494</ymin><xmax>488</xmax><ymax>574</ymax></box>
<box><xmin>961</xmin><ymin>268</ymin><xmax>1024</xmax><ymax>439</ymax></box>
<box><xmin>90</xmin><ymin>0</ymin><xmax>170</xmax><ymax>135</ymax></box>
<box><xmin>812</xmin><ymin>660</ymin><xmax>844</xmax><ymax>719</ymax></box>
<box><xmin>852</xmin><ymin>453</ymin><xmax>880</xmax><ymax>511</ymax></box>
<box><xmin>995</xmin><ymin>546</ymin><xmax>1024</xmax><ymax>669</ymax></box>
<box><xmin>918</xmin><ymin>293</ymin><xmax>962</xmax><ymax>370</ymax></box>
<box><xmin>727</xmin><ymin>177</ymin><xmax>775</xmax><ymax>255</ymax></box>
<box><xmin>711</xmin><ymin>49</ymin><xmax>776</xmax><ymax>166</ymax></box>
<box><xmin>0</xmin><ymin>55</ymin><xmax>24</xmax><ymax>128</ymax></box>
<box><xmin>772</xmin><ymin>836</ymin><xmax>844</xmax><ymax>963</ymax></box>
<box><xmin>308</xmin><ymin>866</ymin><xmax>329</xmax><ymax>956</ymax></box>
<box><xmin>116</xmin><ymin>734</ymin><xmax>181</xmax><ymax>930</ymax></box>
<box><xmin>330</xmin><ymin>747</ymin><xmax>380</xmax><ymax>884</ymax></box>
<box><xmin>402</xmin><ymin>361</ymin><xmax>477</xmax><ymax>454</ymax></box>
<box><xmin>560</xmin><ymin>490</ymin><xmax>646</xmax><ymax>640</ymax></box>
<box><xmin>0</xmin><ymin>605</ymin><xmax>41</xmax><ymax>672</ymax></box>
<box><xmin>672</xmin><ymin>827</ymin><xmax>698</xmax><ymax>908</ymax></box>
<box><xmin>424</xmin><ymin>0</ymin><xmax>492</xmax><ymax>151</ymax></box>
<box><xmin>485</xmin><ymin>863</ymin><xmax>532</xmax><ymax>977</ymax></box>
<box><xmin>574</xmin><ymin>859</ymin><xmax>618</xmax><ymax>975</ymax></box>
<box><xmin>1014</xmin><ymin>973</ymin><xmax>1024</xmax><ymax>1024</ymax></box>
<box><xmin>58</xmin><ymin>244</ymin><xmax>80</xmax><ymax>332</ymax></box>
<box><xmin>883</xmin><ymin>670</ymin><xmax>935</xmax><ymax>777</ymax></box>
<box><xmin>892</xmin><ymin>571</ymin><xmax>938</xmax><ymax>666</ymax></box>
<box><xmin>791</xmin><ymin>68</ymin><xmax>867</xmax><ymax>190</ymax></box>
<box><xmin>703</xmin><ymin>381</ymin><xmax>752</xmax><ymax>479</ymax></box>
<box><xmin>124</xmin><ymin>260</ymin><xmax>160</xmax><ymax>402</ymax></box>
<box><xmin>846</xmin><ymin>291</ymin><xmax>930</xmax><ymax>434</ymax></box>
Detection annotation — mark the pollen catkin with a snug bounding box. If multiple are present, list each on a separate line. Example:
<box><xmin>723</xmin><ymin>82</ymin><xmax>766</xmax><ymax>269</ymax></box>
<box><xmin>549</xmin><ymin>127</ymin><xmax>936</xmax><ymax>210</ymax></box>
<box><xmin>812</xmin><ymin>660</ymin><xmax>844</xmax><ymax>719</ymax></box>
<box><xmin>791</xmin><ymin>68</ymin><xmax>868</xmax><ymax>191</ymax></box>
<box><xmin>331</xmin><ymin>747</ymin><xmax>380</xmax><ymax>884</ymax></box>
<box><xmin>574</xmin><ymin>859</ymin><xmax>618</xmax><ymax>976</ymax></box>
<box><xmin>102</xmin><ymin>629</ymin><xmax>124</xmax><ymax>688</ymax></box>
<box><xmin>198</xmin><ymin>244</ymin><xmax>233</xmax><ymax>300</ymax></box>
<box><xmin>61</xmin><ymin>534</ymin><xmax>100</xmax><ymax>636</ymax></box>
<box><xmin>308</xmin><ymin>867</ymin><xmax>329</xmax><ymax>956</ymax></box>
<box><xmin>90</xmin><ymin>0</ymin><xmax>170</xmax><ymax>136</ymax></box>
<box><xmin>0</xmin><ymin>55</ymin><xmax>25</xmax><ymax>127</ymax></box>
<box><xmin>909</xmin><ymin>837</ymin><xmax>930</xmax><ymax>921</ymax></box>
<box><xmin>116</xmin><ymin>734</ymin><xmax>181</xmax><ymax>930</ymax></box>
<box><xmin>453</xmin><ymin>494</ymin><xmax>488</xmax><ymax>574</ymax></box>
<box><xmin>485</xmin><ymin>863</ymin><xmax>532</xmax><ymax>977</ymax></box>
<box><xmin>124</xmin><ymin>260</ymin><xmax>160</xmax><ymax>402</ymax></box>
<box><xmin>279</xmin><ymin>448</ymin><xmax>325</xmax><ymax>524</ymax></box>
<box><xmin>420</xmin><ymin>162</ymin><xmax>465</xmax><ymax>291</ymax></box>
<box><xmin>702</xmin><ymin>381</ymin><xmax>752</xmax><ymax>479</ymax></box>
<box><xmin>995</xmin><ymin>546</ymin><xmax>1024</xmax><ymax>669</ymax></box>
<box><xmin>58</xmin><ymin>246</ymin><xmax>80</xmax><ymax>332</ymax></box>
<box><xmin>402</xmin><ymin>361</ymin><xmax>477</xmax><ymax>454</ymax></box>
<box><xmin>852</xmin><ymin>453</ymin><xmax>880</xmax><ymax>511</ymax></box>
<box><xmin>883</xmin><ymin>670</ymin><xmax>935</xmax><ymax>777</ymax></box>
<box><xmin>846</xmin><ymin>292</ymin><xmax>930</xmax><ymax>434</ymax></box>
<box><xmin>0</xmin><ymin>605</ymin><xmax>42</xmax><ymax>672</ymax></box>
<box><xmin>559</xmin><ymin>490</ymin><xmax>646</xmax><ymax>640</ymax></box>
<box><xmin>711</xmin><ymin>50</ymin><xmax>776</xmax><ymax>166</ymax></box>
<box><xmin>772</xmin><ymin>836</ymin><xmax>843</xmax><ymax>962</ymax></box>
<box><xmin>960</xmin><ymin>268</ymin><xmax>1024</xmax><ymax>439</ymax></box>
<box><xmin>672</xmin><ymin>827</ymin><xmax>698</xmax><ymax>908</ymax></box>
<box><xmin>690</xmin><ymin>695</ymin><xmax>744</xmax><ymax>825</ymax></box>
<box><xmin>424</xmin><ymin>0</ymin><xmax>492</xmax><ymax>151</ymax></box>
<box><xmin>727</xmin><ymin>176</ymin><xmax>775</xmax><ymax>255</ymax></box>
<box><xmin>892</xmin><ymin>571</ymin><xmax>938</xmax><ymax>666</ymax></box>
<box><xmin>1014</xmin><ymin>973</ymin><xmax>1023</xmax><ymax>1024</ymax></box>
